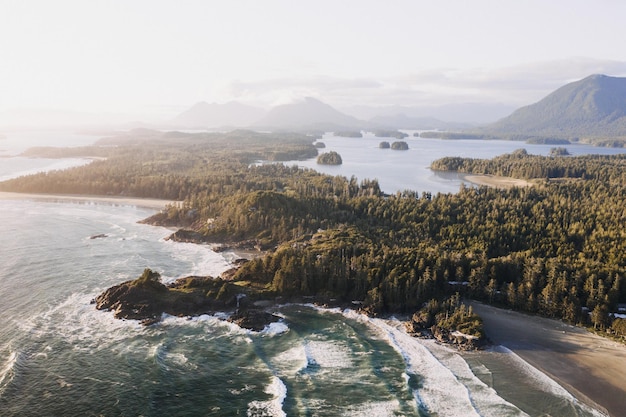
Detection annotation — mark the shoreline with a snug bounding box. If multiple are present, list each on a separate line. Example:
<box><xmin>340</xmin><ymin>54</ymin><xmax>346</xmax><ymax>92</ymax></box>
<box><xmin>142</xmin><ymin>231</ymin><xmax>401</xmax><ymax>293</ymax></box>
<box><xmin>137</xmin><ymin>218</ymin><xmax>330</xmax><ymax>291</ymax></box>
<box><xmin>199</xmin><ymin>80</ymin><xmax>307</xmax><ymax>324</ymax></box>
<box><xmin>0</xmin><ymin>191</ymin><xmax>179</xmax><ymax>210</ymax></box>
<box><xmin>463</xmin><ymin>174</ymin><xmax>534</xmax><ymax>189</ymax></box>
<box><xmin>470</xmin><ymin>302</ymin><xmax>626</xmax><ymax>417</ymax></box>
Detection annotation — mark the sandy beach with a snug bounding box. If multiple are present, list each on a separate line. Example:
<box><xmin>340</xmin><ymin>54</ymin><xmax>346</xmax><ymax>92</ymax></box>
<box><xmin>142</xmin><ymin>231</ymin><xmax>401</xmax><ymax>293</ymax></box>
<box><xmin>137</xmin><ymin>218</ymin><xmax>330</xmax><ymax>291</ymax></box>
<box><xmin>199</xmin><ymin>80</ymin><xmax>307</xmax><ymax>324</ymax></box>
<box><xmin>0</xmin><ymin>191</ymin><xmax>178</xmax><ymax>210</ymax></box>
<box><xmin>464</xmin><ymin>174</ymin><xmax>534</xmax><ymax>189</ymax></box>
<box><xmin>471</xmin><ymin>302</ymin><xmax>626</xmax><ymax>417</ymax></box>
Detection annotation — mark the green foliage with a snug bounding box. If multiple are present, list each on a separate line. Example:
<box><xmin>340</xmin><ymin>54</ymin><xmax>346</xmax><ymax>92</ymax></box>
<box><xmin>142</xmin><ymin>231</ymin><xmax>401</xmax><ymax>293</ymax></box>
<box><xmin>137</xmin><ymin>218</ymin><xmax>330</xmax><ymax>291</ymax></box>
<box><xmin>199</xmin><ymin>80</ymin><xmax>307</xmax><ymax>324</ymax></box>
<box><xmin>371</xmin><ymin>130</ymin><xmax>408</xmax><ymax>139</ymax></box>
<box><xmin>549</xmin><ymin>147</ymin><xmax>570</xmax><ymax>156</ymax></box>
<box><xmin>317</xmin><ymin>151</ymin><xmax>343</xmax><ymax>165</ymax></box>
<box><xmin>379</xmin><ymin>141</ymin><xmax>390</xmax><ymax>149</ymax></box>
<box><xmin>391</xmin><ymin>141</ymin><xmax>409</xmax><ymax>150</ymax></box>
<box><xmin>419</xmin><ymin>131</ymin><xmax>490</xmax><ymax>140</ymax></box>
<box><xmin>408</xmin><ymin>294</ymin><xmax>485</xmax><ymax>339</ymax></box>
<box><xmin>333</xmin><ymin>131</ymin><xmax>363</xmax><ymax>138</ymax></box>
<box><xmin>4</xmin><ymin>129</ymin><xmax>626</xmax><ymax>330</ymax></box>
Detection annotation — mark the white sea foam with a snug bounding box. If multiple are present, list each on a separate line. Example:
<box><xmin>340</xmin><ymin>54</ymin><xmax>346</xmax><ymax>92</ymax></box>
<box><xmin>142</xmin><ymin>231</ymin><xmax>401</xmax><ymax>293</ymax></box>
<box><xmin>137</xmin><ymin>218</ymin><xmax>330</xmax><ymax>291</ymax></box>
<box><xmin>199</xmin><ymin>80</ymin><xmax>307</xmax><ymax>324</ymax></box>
<box><xmin>159</xmin><ymin>239</ymin><xmax>232</xmax><ymax>282</ymax></box>
<box><xmin>342</xmin><ymin>399</ymin><xmax>403</xmax><ymax>417</ymax></box>
<box><xmin>247</xmin><ymin>375</ymin><xmax>287</xmax><ymax>417</ymax></box>
<box><xmin>0</xmin><ymin>351</ymin><xmax>19</xmax><ymax>394</ymax></box>
<box><xmin>493</xmin><ymin>346</ymin><xmax>609</xmax><ymax>417</ymax></box>
<box><xmin>262</xmin><ymin>321</ymin><xmax>290</xmax><ymax>336</ymax></box>
<box><xmin>272</xmin><ymin>344</ymin><xmax>308</xmax><ymax>375</ymax></box>
<box><xmin>334</xmin><ymin>310</ymin><xmax>524</xmax><ymax>417</ymax></box>
<box><xmin>494</xmin><ymin>345</ymin><xmax>573</xmax><ymax>399</ymax></box>
<box><xmin>303</xmin><ymin>339</ymin><xmax>352</xmax><ymax>369</ymax></box>
<box><xmin>419</xmin><ymin>339</ymin><xmax>528</xmax><ymax>417</ymax></box>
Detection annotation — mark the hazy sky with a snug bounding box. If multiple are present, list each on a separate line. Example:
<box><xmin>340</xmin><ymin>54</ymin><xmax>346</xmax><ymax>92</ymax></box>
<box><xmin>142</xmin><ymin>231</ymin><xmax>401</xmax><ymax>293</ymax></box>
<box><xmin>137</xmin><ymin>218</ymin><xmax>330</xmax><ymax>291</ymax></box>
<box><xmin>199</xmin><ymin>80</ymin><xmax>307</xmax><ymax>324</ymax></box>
<box><xmin>2</xmin><ymin>0</ymin><xmax>626</xmax><ymax>121</ymax></box>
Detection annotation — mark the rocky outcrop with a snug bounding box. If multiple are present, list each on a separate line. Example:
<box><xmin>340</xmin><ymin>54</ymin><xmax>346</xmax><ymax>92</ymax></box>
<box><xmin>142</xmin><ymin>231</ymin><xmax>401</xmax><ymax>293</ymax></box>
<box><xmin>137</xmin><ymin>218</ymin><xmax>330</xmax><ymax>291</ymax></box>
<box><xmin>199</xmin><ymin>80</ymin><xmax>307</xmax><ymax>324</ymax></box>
<box><xmin>228</xmin><ymin>309</ymin><xmax>281</xmax><ymax>331</ymax></box>
<box><xmin>94</xmin><ymin>268</ymin><xmax>280</xmax><ymax>330</ymax></box>
<box><xmin>431</xmin><ymin>326</ymin><xmax>486</xmax><ymax>351</ymax></box>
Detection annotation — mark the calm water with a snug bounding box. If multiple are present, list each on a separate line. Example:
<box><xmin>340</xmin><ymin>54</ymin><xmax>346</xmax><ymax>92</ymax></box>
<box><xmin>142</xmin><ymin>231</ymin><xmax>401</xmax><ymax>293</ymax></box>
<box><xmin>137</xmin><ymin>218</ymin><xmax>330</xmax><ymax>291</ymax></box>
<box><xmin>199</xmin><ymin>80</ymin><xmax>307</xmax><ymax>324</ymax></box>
<box><xmin>0</xmin><ymin>130</ymin><xmax>617</xmax><ymax>416</ymax></box>
<box><xmin>294</xmin><ymin>132</ymin><xmax>626</xmax><ymax>194</ymax></box>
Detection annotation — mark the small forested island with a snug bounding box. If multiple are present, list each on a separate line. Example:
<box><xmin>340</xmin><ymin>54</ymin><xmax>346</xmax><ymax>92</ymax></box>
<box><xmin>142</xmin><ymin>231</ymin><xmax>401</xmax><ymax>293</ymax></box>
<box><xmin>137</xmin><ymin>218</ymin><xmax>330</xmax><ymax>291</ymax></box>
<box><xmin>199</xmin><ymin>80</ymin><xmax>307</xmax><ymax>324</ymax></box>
<box><xmin>419</xmin><ymin>131</ymin><xmax>490</xmax><ymax>140</ymax></box>
<box><xmin>314</xmin><ymin>141</ymin><xmax>326</xmax><ymax>148</ymax></box>
<box><xmin>391</xmin><ymin>141</ymin><xmax>409</xmax><ymax>150</ymax></box>
<box><xmin>549</xmin><ymin>146</ymin><xmax>570</xmax><ymax>156</ymax></box>
<box><xmin>526</xmin><ymin>137</ymin><xmax>571</xmax><ymax>145</ymax></box>
<box><xmin>379</xmin><ymin>141</ymin><xmax>390</xmax><ymax>149</ymax></box>
<box><xmin>2</xmin><ymin>129</ymin><xmax>626</xmax><ymax>344</ymax></box>
<box><xmin>333</xmin><ymin>131</ymin><xmax>363</xmax><ymax>138</ymax></box>
<box><xmin>371</xmin><ymin>129</ymin><xmax>408</xmax><ymax>139</ymax></box>
<box><xmin>316</xmin><ymin>151</ymin><xmax>343</xmax><ymax>165</ymax></box>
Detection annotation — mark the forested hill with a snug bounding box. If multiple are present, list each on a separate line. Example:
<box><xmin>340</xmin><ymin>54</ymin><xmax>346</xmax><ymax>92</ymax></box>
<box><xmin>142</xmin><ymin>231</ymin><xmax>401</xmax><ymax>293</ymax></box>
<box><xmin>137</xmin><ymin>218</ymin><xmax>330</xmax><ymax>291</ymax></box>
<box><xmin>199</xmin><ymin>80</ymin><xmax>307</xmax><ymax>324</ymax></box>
<box><xmin>2</xmin><ymin>130</ymin><xmax>626</xmax><ymax>338</ymax></box>
<box><xmin>482</xmin><ymin>74</ymin><xmax>626</xmax><ymax>143</ymax></box>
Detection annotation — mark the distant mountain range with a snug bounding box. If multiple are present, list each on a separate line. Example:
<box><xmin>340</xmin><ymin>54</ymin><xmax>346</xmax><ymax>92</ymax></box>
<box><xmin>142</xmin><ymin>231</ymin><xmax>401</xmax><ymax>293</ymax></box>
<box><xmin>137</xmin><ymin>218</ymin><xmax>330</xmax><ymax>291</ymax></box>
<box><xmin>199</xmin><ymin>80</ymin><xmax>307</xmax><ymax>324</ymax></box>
<box><xmin>169</xmin><ymin>74</ymin><xmax>626</xmax><ymax>138</ymax></box>
<box><xmin>170</xmin><ymin>97</ymin><xmax>482</xmax><ymax>131</ymax></box>
<box><xmin>252</xmin><ymin>97</ymin><xmax>366</xmax><ymax>131</ymax></box>
<box><xmin>483</xmin><ymin>74</ymin><xmax>626</xmax><ymax>139</ymax></box>
<box><xmin>343</xmin><ymin>102</ymin><xmax>516</xmax><ymax>125</ymax></box>
<box><xmin>170</xmin><ymin>101</ymin><xmax>266</xmax><ymax>129</ymax></box>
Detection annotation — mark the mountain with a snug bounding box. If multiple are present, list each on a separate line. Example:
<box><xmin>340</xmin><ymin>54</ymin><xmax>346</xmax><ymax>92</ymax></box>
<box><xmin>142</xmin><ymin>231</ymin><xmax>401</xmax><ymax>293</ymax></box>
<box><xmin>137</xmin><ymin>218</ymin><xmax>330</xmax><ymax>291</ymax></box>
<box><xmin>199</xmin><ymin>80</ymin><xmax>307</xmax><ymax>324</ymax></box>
<box><xmin>253</xmin><ymin>97</ymin><xmax>366</xmax><ymax>131</ymax></box>
<box><xmin>484</xmin><ymin>74</ymin><xmax>626</xmax><ymax>139</ymax></box>
<box><xmin>171</xmin><ymin>101</ymin><xmax>266</xmax><ymax>128</ymax></box>
<box><xmin>342</xmin><ymin>103</ymin><xmax>516</xmax><ymax>125</ymax></box>
<box><xmin>368</xmin><ymin>113</ymin><xmax>472</xmax><ymax>130</ymax></box>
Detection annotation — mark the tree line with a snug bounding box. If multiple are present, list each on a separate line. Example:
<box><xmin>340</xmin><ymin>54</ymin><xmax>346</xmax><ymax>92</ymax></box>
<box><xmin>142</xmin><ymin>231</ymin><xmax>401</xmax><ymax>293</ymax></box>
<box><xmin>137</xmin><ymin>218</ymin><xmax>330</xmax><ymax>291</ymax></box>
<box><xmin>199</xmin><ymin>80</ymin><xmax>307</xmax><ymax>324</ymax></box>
<box><xmin>2</xmin><ymin>132</ymin><xmax>626</xmax><ymax>339</ymax></box>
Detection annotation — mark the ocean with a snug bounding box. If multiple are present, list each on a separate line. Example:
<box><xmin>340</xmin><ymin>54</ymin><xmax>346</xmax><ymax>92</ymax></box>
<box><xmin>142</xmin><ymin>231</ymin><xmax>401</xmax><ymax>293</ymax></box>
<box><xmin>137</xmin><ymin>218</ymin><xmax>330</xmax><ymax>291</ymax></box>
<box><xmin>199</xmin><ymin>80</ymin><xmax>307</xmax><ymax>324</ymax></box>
<box><xmin>0</xmin><ymin>130</ymin><xmax>621</xmax><ymax>416</ymax></box>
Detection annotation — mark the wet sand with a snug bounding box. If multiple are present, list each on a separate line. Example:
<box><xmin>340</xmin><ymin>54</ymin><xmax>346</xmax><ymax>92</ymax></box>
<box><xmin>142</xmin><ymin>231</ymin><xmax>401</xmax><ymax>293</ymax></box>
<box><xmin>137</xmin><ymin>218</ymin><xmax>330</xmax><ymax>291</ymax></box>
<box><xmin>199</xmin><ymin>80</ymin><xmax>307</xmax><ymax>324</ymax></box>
<box><xmin>0</xmin><ymin>191</ymin><xmax>178</xmax><ymax>210</ymax></box>
<box><xmin>464</xmin><ymin>174</ymin><xmax>533</xmax><ymax>189</ymax></box>
<box><xmin>471</xmin><ymin>302</ymin><xmax>626</xmax><ymax>417</ymax></box>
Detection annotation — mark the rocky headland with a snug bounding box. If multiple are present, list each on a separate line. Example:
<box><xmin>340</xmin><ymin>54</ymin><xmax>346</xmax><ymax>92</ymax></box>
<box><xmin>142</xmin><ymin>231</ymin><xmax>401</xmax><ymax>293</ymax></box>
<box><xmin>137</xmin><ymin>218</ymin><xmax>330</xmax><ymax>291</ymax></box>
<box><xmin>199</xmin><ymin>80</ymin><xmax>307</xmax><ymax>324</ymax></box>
<box><xmin>93</xmin><ymin>268</ymin><xmax>281</xmax><ymax>330</ymax></box>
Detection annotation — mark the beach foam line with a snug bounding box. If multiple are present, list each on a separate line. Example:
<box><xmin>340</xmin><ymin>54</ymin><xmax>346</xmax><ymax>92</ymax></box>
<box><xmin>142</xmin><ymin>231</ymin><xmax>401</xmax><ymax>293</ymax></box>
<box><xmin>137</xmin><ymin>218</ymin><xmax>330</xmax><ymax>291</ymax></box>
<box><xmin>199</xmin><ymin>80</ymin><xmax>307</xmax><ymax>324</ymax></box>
<box><xmin>334</xmin><ymin>309</ymin><xmax>534</xmax><ymax>417</ymax></box>
<box><xmin>493</xmin><ymin>346</ymin><xmax>609</xmax><ymax>417</ymax></box>
<box><xmin>333</xmin><ymin>309</ymin><xmax>477</xmax><ymax>416</ymax></box>
<box><xmin>418</xmin><ymin>339</ymin><xmax>528</xmax><ymax>417</ymax></box>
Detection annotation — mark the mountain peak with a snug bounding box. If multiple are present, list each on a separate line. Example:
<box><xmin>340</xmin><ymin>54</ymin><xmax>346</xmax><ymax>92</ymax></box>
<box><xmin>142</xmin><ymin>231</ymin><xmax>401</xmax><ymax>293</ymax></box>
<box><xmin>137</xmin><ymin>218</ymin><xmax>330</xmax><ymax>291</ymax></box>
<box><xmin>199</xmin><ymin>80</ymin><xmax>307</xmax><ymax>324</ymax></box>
<box><xmin>171</xmin><ymin>101</ymin><xmax>266</xmax><ymax>128</ymax></box>
<box><xmin>484</xmin><ymin>74</ymin><xmax>626</xmax><ymax>138</ymax></box>
<box><xmin>254</xmin><ymin>97</ymin><xmax>365</xmax><ymax>130</ymax></box>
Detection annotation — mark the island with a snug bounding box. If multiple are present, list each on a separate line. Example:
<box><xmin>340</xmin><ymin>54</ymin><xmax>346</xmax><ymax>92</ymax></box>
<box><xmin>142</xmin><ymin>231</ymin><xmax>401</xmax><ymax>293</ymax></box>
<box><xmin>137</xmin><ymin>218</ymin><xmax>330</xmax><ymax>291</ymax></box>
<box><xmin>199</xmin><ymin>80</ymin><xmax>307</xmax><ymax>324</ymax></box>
<box><xmin>391</xmin><ymin>141</ymin><xmax>409</xmax><ymax>150</ymax></box>
<box><xmin>549</xmin><ymin>146</ymin><xmax>570</xmax><ymax>156</ymax></box>
<box><xmin>316</xmin><ymin>150</ymin><xmax>343</xmax><ymax>165</ymax></box>
<box><xmin>379</xmin><ymin>141</ymin><xmax>390</xmax><ymax>149</ymax></box>
<box><xmin>371</xmin><ymin>129</ymin><xmax>408</xmax><ymax>139</ymax></box>
<box><xmin>93</xmin><ymin>268</ymin><xmax>282</xmax><ymax>330</ymax></box>
<box><xmin>333</xmin><ymin>131</ymin><xmax>363</xmax><ymax>138</ymax></box>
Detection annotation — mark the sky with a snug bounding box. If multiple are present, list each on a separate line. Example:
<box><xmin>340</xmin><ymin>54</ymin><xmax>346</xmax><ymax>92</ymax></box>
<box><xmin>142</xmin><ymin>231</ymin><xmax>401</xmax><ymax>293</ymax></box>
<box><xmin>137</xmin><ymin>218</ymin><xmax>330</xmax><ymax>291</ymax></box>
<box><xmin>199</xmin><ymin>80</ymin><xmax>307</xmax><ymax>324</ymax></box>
<box><xmin>1</xmin><ymin>0</ymin><xmax>626</xmax><ymax>124</ymax></box>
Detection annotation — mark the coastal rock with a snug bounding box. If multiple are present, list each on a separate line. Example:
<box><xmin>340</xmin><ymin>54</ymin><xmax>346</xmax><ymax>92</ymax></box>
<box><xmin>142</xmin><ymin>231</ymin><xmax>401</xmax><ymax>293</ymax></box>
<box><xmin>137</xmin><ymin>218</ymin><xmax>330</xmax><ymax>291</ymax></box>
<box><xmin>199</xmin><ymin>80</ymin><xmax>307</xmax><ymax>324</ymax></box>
<box><xmin>94</xmin><ymin>269</ymin><xmax>236</xmax><ymax>325</ymax></box>
<box><xmin>431</xmin><ymin>326</ymin><xmax>486</xmax><ymax>350</ymax></box>
<box><xmin>228</xmin><ymin>309</ymin><xmax>281</xmax><ymax>331</ymax></box>
<box><xmin>165</xmin><ymin>229</ymin><xmax>210</xmax><ymax>244</ymax></box>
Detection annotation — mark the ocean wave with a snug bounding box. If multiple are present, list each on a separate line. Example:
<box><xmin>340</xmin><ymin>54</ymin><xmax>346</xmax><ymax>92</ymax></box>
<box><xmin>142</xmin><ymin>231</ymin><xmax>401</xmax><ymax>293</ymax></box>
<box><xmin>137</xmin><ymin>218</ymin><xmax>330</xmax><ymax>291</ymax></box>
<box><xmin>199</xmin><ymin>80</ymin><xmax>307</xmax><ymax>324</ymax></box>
<box><xmin>342</xmin><ymin>399</ymin><xmax>404</xmax><ymax>417</ymax></box>
<box><xmin>261</xmin><ymin>321</ymin><xmax>290</xmax><ymax>336</ymax></box>
<box><xmin>419</xmin><ymin>339</ymin><xmax>528</xmax><ymax>416</ymax></box>
<box><xmin>0</xmin><ymin>350</ymin><xmax>19</xmax><ymax>395</ymax></box>
<box><xmin>247</xmin><ymin>375</ymin><xmax>287</xmax><ymax>417</ymax></box>
<box><xmin>335</xmin><ymin>308</ymin><xmax>529</xmax><ymax>417</ymax></box>
<box><xmin>159</xmin><ymin>239</ymin><xmax>232</xmax><ymax>281</ymax></box>
<box><xmin>303</xmin><ymin>339</ymin><xmax>353</xmax><ymax>370</ymax></box>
